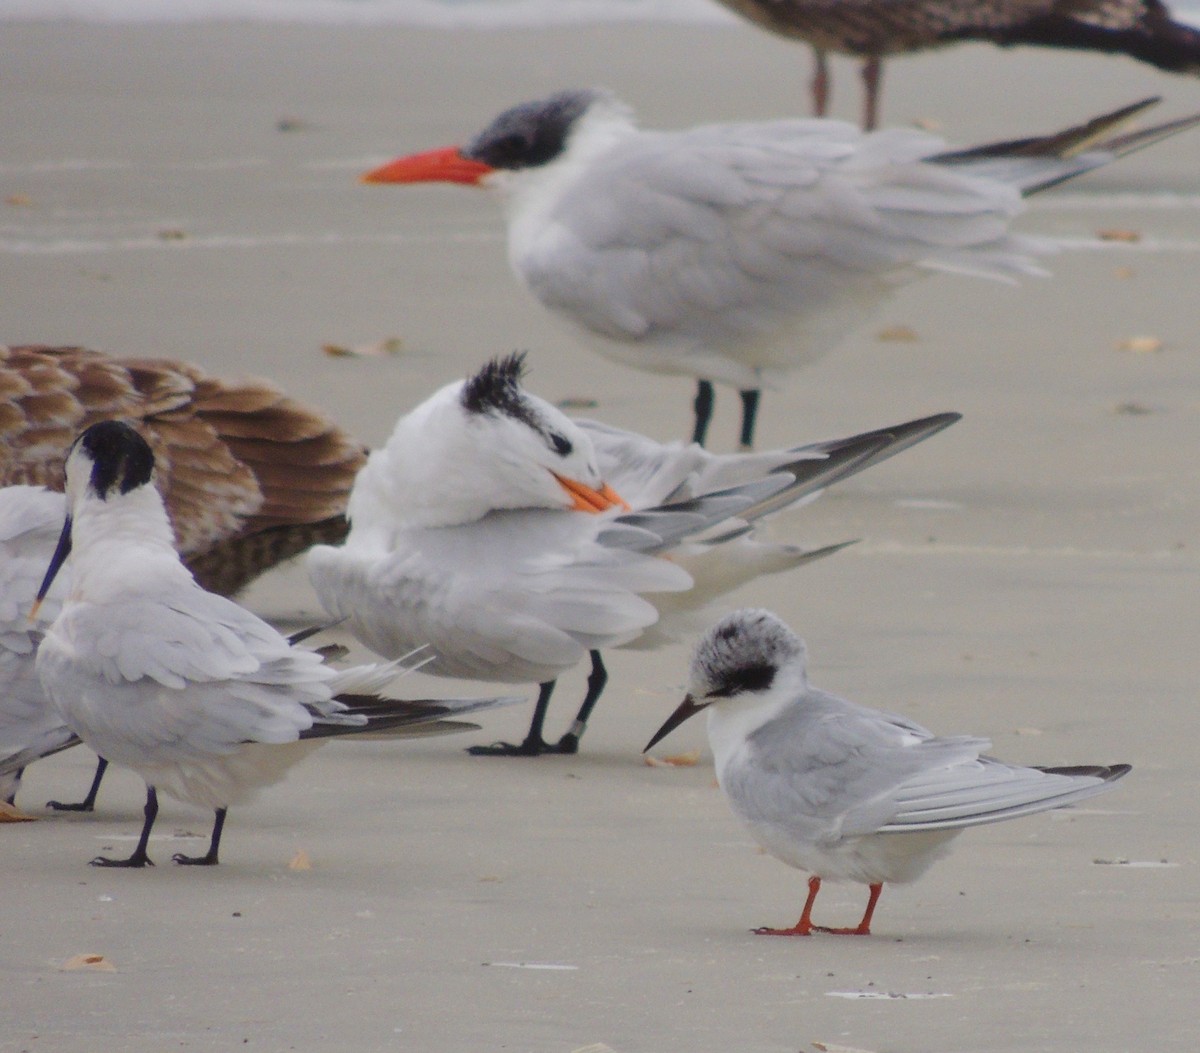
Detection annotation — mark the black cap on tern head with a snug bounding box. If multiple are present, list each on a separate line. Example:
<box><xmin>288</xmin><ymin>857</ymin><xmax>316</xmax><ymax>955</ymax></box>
<box><xmin>73</xmin><ymin>420</ymin><xmax>155</xmax><ymax>500</ymax></box>
<box><xmin>690</xmin><ymin>608</ymin><xmax>805</xmax><ymax>700</ymax></box>
<box><xmin>459</xmin><ymin>353</ymin><xmax>575</xmax><ymax>458</ymax></box>
<box><xmin>462</xmin><ymin>89</ymin><xmax>605</xmax><ymax>171</ymax></box>
<box><xmin>461</xmin><ymin>352</ymin><xmax>529</xmax><ymax>418</ymax></box>
<box><xmin>31</xmin><ymin>421</ymin><xmax>156</xmax><ymax>618</ymax></box>
<box><xmin>644</xmin><ymin>609</ymin><xmax>801</xmax><ymax>753</ymax></box>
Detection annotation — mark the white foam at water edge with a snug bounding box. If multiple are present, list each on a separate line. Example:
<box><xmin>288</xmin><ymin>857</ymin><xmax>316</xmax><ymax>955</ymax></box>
<box><xmin>0</xmin><ymin>0</ymin><xmax>736</xmax><ymax>26</ymax></box>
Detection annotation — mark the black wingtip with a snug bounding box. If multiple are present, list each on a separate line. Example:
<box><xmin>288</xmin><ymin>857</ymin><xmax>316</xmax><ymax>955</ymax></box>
<box><xmin>1035</xmin><ymin>763</ymin><xmax>1132</xmax><ymax>783</ymax></box>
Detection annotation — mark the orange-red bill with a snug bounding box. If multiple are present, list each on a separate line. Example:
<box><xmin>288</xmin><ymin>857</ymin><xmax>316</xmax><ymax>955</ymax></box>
<box><xmin>552</xmin><ymin>473</ymin><xmax>630</xmax><ymax>514</ymax></box>
<box><xmin>360</xmin><ymin>146</ymin><xmax>495</xmax><ymax>186</ymax></box>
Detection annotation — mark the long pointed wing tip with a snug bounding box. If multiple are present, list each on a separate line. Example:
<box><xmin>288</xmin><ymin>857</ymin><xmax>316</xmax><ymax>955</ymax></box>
<box><xmin>902</xmin><ymin>410</ymin><xmax>962</xmax><ymax>433</ymax></box>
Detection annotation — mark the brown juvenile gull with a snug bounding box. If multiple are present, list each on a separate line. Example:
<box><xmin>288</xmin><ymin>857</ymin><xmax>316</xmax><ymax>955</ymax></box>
<box><xmin>711</xmin><ymin>0</ymin><xmax>1200</xmax><ymax>128</ymax></box>
<box><xmin>0</xmin><ymin>344</ymin><xmax>366</xmax><ymax>811</ymax></box>
<box><xmin>1</xmin><ymin>344</ymin><xmax>366</xmax><ymax>596</ymax></box>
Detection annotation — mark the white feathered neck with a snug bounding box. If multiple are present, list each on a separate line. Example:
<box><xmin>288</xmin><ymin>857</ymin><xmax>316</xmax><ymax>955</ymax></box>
<box><xmin>345</xmin><ymin>377</ymin><xmax>606</xmax><ymax>543</ymax></box>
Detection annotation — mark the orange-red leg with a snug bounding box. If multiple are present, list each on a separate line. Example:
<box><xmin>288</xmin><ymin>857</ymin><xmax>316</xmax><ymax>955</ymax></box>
<box><xmin>861</xmin><ymin>57</ymin><xmax>883</xmax><ymax>131</ymax></box>
<box><xmin>813</xmin><ymin>882</ymin><xmax>883</xmax><ymax>936</ymax></box>
<box><xmin>810</xmin><ymin>49</ymin><xmax>830</xmax><ymax>117</ymax></box>
<box><xmin>754</xmin><ymin>875</ymin><xmax>822</xmax><ymax>936</ymax></box>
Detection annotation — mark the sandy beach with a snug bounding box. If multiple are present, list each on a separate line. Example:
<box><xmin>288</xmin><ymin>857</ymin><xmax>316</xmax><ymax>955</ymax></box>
<box><xmin>3</xmin><ymin>18</ymin><xmax>1200</xmax><ymax>1052</ymax></box>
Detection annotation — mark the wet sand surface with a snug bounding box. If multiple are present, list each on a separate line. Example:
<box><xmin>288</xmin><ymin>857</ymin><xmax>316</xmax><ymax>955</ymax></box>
<box><xmin>3</xmin><ymin>21</ymin><xmax>1199</xmax><ymax>1052</ymax></box>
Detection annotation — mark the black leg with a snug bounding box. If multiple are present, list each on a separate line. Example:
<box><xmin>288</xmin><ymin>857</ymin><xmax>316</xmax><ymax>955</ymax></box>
<box><xmin>691</xmin><ymin>380</ymin><xmax>715</xmax><ymax>447</ymax></box>
<box><xmin>738</xmin><ymin>389</ymin><xmax>761</xmax><ymax>451</ymax></box>
<box><xmin>5</xmin><ymin>768</ymin><xmax>23</xmax><ymax>806</ymax></box>
<box><xmin>554</xmin><ymin>651</ymin><xmax>607</xmax><ymax>754</ymax></box>
<box><xmin>467</xmin><ymin>680</ymin><xmax>559</xmax><ymax>757</ymax></box>
<box><xmin>48</xmin><ymin>756</ymin><xmax>109</xmax><ymax>812</ymax></box>
<box><xmin>173</xmin><ymin>808</ymin><xmax>226</xmax><ymax>866</ymax></box>
<box><xmin>91</xmin><ymin>785</ymin><xmax>157</xmax><ymax>868</ymax></box>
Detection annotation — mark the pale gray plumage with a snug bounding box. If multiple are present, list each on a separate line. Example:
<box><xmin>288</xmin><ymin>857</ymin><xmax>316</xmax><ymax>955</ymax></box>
<box><xmin>646</xmin><ymin>608</ymin><xmax>1130</xmax><ymax>933</ymax></box>
<box><xmin>0</xmin><ymin>486</ymin><xmax>74</xmax><ymax>802</ymax></box>
<box><xmin>364</xmin><ymin>91</ymin><xmax>1198</xmax><ymax>447</ymax></box>
<box><xmin>308</xmin><ymin>355</ymin><xmax>959</xmax><ymax>755</ymax></box>
<box><xmin>30</xmin><ymin>420</ymin><xmax>519</xmax><ymax>866</ymax></box>
<box><xmin>582</xmin><ymin>410</ymin><xmax>959</xmax><ymax>525</ymax></box>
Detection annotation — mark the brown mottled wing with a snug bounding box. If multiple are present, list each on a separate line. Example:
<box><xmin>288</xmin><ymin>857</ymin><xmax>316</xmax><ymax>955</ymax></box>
<box><xmin>112</xmin><ymin>356</ymin><xmax>264</xmax><ymax>557</ymax></box>
<box><xmin>181</xmin><ymin>368</ymin><xmax>368</xmax><ymax>595</ymax></box>
<box><xmin>988</xmin><ymin>0</ymin><xmax>1200</xmax><ymax>74</ymax></box>
<box><xmin>706</xmin><ymin>0</ymin><xmax>1176</xmax><ymax>56</ymax></box>
<box><xmin>710</xmin><ymin>0</ymin><xmax>1082</xmax><ymax>54</ymax></box>
<box><xmin>0</xmin><ymin>346</ymin><xmax>148</xmax><ymax>489</ymax></box>
<box><xmin>186</xmin><ymin>370</ymin><xmax>364</xmax><ymax>530</ymax></box>
<box><xmin>0</xmin><ymin>345</ymin><xmax>366</xmax><ymax>595</ymax></box>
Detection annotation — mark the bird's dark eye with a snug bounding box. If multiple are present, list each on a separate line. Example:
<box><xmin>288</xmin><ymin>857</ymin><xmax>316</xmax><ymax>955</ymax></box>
<box><xmin>548</xmin><ymin>432</ymin><xmax>573</xmax><ymax>457</ymax></box>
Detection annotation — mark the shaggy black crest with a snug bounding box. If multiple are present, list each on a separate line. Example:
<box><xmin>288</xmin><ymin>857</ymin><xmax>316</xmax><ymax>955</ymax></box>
<box><xmin>460</xmin><ymin>353</ymin><xmax>576</xmax><ymax>458</ymax></box>
<box><xmin>461</xmin><ymin>353</ymin><xmax>530</xmax><ymax>419</ymax></box>
<box><xmin>462</xmin><ymin>89</ymin><xmax>601</xmax><ymax>171</ymax></box>
<box><xmin>75</xmin><ymin>419</ymin><xmax>155</xmax><ymax>500</ymax></box>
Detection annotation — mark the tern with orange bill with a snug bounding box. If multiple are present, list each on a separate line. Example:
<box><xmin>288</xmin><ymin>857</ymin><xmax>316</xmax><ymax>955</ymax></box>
<box><xmin>307</xmin><ymin>354</ymin><xmax>960</xmax><ymax>756</ymax></box>
<box><xmin>362</xmin><ymin>92</ymin><xmax>1200</xmax><ymax>449</ymax></box>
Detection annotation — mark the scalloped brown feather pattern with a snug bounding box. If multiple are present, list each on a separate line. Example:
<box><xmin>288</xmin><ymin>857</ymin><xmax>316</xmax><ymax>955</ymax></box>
<box><xmin>0</xmin><ymin>345</ymin><xmax>367</xmax><ymax>595</ymax></box>
<box><xmin>711</xmin><ymin>0</ymin><xmax>1196</xmax><ymax>57</ymax></box>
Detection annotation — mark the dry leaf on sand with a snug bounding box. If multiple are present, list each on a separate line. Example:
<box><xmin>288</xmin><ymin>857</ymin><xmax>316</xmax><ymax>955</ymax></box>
<box><xmin>61</xmin><ymin>954</ymin><xmax>116</xmax><ymax>972</ymax></box>
<box><xmin>321</xmin><ymin>338</ymin><xmax>403</xmax><ymax>358</ymax></box>
<box><xmin>1116</xmin><ymin>336</ymin><xmax>1163</xmax><ymax>354</ymax></box>
<box><xmin>876</xmin><ymin>325</ymin><xmax>918</xmax><ymax>342</ymax></box>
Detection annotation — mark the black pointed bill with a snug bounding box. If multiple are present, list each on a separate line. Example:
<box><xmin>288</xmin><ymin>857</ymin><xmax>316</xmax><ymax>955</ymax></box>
<box><xmin>29</xmin><ymin>514</ymin><xmax>73</xmax><ymax>622</ymax></box>
<box><xmin>643</xmin><ymin>694</ymin><xmax>708</xmax><ymax>753</ymax></box>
